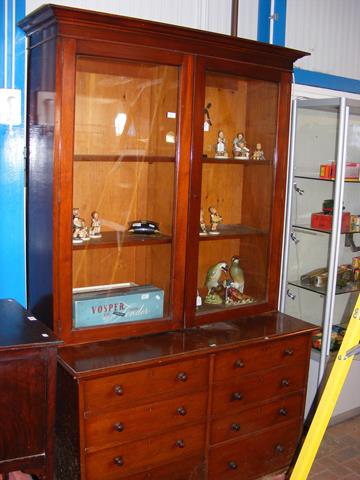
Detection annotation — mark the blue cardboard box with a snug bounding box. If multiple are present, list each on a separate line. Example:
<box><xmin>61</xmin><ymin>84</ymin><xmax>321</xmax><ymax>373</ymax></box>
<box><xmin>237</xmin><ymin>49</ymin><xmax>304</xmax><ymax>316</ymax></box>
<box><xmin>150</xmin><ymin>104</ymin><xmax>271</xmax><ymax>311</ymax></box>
<box><xmin>73</xmin><ymin>284</ymin><xmax>164</xmax><ymax>328</ymax></box>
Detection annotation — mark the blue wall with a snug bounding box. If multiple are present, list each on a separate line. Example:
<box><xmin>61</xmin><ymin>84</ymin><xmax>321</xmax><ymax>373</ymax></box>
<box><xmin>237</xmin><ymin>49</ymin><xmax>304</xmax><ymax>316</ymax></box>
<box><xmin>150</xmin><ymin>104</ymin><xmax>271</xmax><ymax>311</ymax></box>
<box><xmin>0</xmin><ymin>0</ymin><xmax>26</xmax><ymax>305</ymax></box>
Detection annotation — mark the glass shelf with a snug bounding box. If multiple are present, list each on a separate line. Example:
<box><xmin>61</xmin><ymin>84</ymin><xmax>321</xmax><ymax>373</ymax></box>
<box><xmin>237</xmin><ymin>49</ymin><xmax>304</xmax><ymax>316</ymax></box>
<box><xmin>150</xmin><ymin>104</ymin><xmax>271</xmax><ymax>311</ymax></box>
<box><xmin>294</xmin><ymin>174</ymin><xmax>360</xmax><ymax>183</ymax></box>
<box><xmin>292</xmin><ymin>224</ymin><xmax>360</xmax><ymax>235</ymax></box>
<box><xmin>288</xmin><ymin>279</ymin><xmax>360</xmax><ymax>296</ymax></box>
<box><xmin>72</xmin><ymin>231</ymin><xmax>172</xmax><ymax>250</ymax></box>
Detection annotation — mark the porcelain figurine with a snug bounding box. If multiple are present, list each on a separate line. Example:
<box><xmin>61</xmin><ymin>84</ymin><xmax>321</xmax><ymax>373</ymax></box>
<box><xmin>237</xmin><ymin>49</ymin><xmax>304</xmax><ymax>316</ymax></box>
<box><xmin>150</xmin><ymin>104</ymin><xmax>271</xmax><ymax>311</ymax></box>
<box><xmin>209</xmin><ymin>206</ymin><xmax>222</xmax><ymax>235</ymax></box>
<box><xmin>251</xmin><ymin>142</ymin><xmax>265</xmax><ymax>161</ymax></box>
<box><xmin>89</xmin><ymin>211</ymin><xmax>102</xmax><ymax>238</ymax></box>
<box><xmin>215</xmin><ymin>130</ymin><xmax>228</xmax><ymax>158</ymax></box>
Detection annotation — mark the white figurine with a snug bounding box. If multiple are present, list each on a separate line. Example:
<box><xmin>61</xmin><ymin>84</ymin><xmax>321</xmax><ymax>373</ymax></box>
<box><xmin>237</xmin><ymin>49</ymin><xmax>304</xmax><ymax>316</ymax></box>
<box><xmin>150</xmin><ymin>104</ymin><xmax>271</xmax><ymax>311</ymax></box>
<box><xmin>215</xmin><ymin>130</ymin><xmax>228</xmax><ymax>158</ymax></box>
<box><xmin>89</xmin><ymin>211</ymin><xmax>102</xmax><ymax>238</ymax></box>
<box><xmin>73</xmin><ymin>208</ymin><xmax>89</xmax><ymax>243</ymax></box>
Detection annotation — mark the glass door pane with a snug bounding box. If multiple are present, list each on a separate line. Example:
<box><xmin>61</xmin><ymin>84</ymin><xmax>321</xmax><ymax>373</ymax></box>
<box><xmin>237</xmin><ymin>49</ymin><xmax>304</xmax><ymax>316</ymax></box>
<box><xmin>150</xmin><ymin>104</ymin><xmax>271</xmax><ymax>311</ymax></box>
<box><xmin>72</xmin><ymin>56</ymin><xmax>179</xmax><ymax>329</ymax></box>
<box><xmin>197</xmin><ymin>71</ymin><xmax>278</xmax><ymax>315</ymax></box>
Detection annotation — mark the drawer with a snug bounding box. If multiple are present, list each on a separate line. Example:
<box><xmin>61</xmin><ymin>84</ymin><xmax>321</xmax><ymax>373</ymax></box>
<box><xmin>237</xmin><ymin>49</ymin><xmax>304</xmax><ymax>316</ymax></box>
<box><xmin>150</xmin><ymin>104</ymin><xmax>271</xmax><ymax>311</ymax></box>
<box><xmin>120</xmin><ymin>456</ymin><xmax>205</xmax><ymax>480</ymax></box>
<box><xmin>212</xmin><ymin>363</ymin><xmax>307</xmax><ymax>415</ymax></box>
<box><xmin>213</xmin><ymin>334</ymin><xmax>309</xmax><ymax>382</ymax></box>
<box><xmin>85</xmin><ymin>391</ymin><xmax>208</xmax><ymax>449</ymax></box>
<box><xmin>84</xmin><ymin>357</ymin><xmax>208</xmax><ymax>413</ymax></box>
<box><xmin>210</xmin><ymin>392</ymin><xmax>303</xmax><ymax>444</ymax></box>
<box><xmin>208</xmin><ymin>419</ymin><xmax>301</xmax><ymax>480</ymax></box>
<box><xmin>85</xmin><ymin>423</ymin><xmax>206</xmax><ymax>480</ymax></box>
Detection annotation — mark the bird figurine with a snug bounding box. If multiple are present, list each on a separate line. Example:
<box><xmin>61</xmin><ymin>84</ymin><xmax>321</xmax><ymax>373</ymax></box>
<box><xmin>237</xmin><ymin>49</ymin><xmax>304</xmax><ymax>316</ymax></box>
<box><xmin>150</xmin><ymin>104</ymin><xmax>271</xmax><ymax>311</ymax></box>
<box><xmin>229</xmin><ymin>255</ymin><xmax>245</xmax><ymax>293</ymax></box>
<box><xmin>205</xmin><ymin>261</ymin><xmax>228</xmax><ymax>294</ymax></box>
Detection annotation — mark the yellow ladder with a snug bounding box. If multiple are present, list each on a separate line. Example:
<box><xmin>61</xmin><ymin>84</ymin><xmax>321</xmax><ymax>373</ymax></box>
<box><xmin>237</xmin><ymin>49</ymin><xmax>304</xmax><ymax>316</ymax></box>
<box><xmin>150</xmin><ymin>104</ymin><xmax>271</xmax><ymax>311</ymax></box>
<box><xmin>290</xmin><ymin>293</ymin><xmax>360</xmax><ymax>479</ymax></box>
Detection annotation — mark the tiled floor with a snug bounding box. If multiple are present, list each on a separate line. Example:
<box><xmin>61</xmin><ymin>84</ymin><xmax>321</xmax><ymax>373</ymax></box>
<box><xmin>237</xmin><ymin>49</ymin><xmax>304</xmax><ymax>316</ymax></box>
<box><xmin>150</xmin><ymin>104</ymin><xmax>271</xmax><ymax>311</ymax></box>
<box><xmin>2</xmin><ymin>416</ymin><xmax>360</xmax><ymax>479</ymax></box>
<box><xmin>306</xmin><ymin>414</ymin><xmax>360</xmax><ymax>480</ymax></box>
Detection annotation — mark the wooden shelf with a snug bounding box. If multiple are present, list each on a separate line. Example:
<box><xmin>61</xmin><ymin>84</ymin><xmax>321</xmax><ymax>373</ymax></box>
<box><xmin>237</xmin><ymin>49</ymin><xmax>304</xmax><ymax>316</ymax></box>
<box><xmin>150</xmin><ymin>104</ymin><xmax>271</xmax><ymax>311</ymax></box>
<box><xmin>72</xmin><ymin>230</ymin><xmax>172</xmax><ymax>250</ymax></box>
<box><xmin>203</xmin><ymin>156</ymin><xmax>271</xmax><ymax>165</ymax></box>
<box><xmin>199</xmin><ymin>224</ymin><xmax>267</xmax><ymax>240</ymax></box>
<box><xmin>74</xmin><ymin>154</ymin><xmax>175</xmax><ymax>163</ymax></box>
<box><xmin>288</xmin><ymin>279</ymin><xmax>360</xmax><ymax>296</ymax></box>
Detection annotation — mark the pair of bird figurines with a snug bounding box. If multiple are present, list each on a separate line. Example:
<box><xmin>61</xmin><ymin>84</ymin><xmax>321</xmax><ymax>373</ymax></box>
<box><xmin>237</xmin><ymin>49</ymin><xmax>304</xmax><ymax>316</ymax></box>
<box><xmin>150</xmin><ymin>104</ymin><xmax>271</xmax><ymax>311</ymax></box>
<box><xmin>204</xmin><ymin>256</ymin><xmax>253</xmax><ymax>306</ymax></box>
<box><xmin>73</xmin><ymin>208</ymin><xmax>101</xmax><ymax>244</ymax></box>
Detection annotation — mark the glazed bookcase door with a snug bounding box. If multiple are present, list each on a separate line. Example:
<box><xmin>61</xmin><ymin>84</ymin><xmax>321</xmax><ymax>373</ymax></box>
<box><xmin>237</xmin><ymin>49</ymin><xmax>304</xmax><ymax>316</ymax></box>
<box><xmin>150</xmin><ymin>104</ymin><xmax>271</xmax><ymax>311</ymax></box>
<box><xmin>55</xmin><ymin>41</ymin><xmax>190</xmax><ymax>343</ymax></box>
<box><xmin>186</xmin><ymin>59</ymin><xmax>286</xmax><ymax>325</ymax></box>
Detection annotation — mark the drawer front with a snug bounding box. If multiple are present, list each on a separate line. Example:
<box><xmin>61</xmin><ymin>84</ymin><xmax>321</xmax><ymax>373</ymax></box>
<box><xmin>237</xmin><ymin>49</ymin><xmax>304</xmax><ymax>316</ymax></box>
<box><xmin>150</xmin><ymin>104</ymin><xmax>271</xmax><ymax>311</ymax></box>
<box><xmin>214</xmin><ymin>334</ymin><xmax>309</xmax><ymax>382</ymax></box>
<box><xmin>85</xmin><ymin>391</ymin><xmax>208</xmax><ymax>449</ymax></box>
<box><xmin>85</xmin><ymin>424</ymin><xmax>206</xmax><ymax>480</ymax></box>
<box><xmin>210</xmin><ymin>392</ymin><xmax>303</xmax><ymax>444</ymax></box>
<box><xmin>212</xmin><ymin>363</ymin><xmax>307</xmax><ymax>415</ymax></box>
<box><xmin>208</xmin><ymin>419</ymin><xmax>301</xmax><ymax>480</ymax></box>
<box><xmin>121</xmin><ymin>456</ymin><xmax>205</xmax><ymax>480</ymax></box>
<box><xmin>84</xmin><ymin>357</ymin><xmax>208</xmax><ymax>412</ymax></box>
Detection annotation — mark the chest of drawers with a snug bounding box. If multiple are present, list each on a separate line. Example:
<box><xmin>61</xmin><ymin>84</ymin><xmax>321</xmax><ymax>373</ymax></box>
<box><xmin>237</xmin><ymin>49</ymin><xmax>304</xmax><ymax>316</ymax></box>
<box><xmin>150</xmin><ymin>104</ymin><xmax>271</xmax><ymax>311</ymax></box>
<box><xmin>56</xmin><ymin>313</ymin><xmax>316</xmax><ymax>480</ymax></box>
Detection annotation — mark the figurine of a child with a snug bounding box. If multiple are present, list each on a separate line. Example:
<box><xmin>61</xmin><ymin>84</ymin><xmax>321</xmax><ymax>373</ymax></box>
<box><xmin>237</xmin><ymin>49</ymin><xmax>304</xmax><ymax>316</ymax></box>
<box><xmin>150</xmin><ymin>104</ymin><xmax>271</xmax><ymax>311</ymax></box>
<box><xmin>73</xmin><ymin>208</ymin><xmax>89</xmax><ymax>243</ymax></box>
<box><xmin>215</xmin><ymin>130</ymin><xmax>227</xmax><ymax>158</ymax></box>
<box><xmin>251</xmin><ymin>143</ymin><xmax>265</xmax><ymax>161</ymax></box>
<box><xmin>89</xmin><ymin>211</ymin><xmax>102</xmax><ymax>238</ymax></box>
<box><xmin>209</xmin><ymin>206</ymin><xmax>222</xmax><ymax>235</ymax></box>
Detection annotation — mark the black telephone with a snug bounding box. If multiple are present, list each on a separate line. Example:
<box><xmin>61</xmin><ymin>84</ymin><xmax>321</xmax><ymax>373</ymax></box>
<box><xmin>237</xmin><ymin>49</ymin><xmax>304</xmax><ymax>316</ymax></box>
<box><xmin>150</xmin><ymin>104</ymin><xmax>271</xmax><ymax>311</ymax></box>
<box><xmin>128</xmin><ymin>220</ymin><xmax>160</xmax><ymax>234</ymax></box>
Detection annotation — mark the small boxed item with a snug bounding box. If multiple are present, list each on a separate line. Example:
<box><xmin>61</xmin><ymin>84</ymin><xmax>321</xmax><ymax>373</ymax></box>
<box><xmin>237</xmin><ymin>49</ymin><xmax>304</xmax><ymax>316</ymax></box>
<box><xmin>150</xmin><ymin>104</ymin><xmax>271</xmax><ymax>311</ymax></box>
<box><xmin>320</xmin><ymin>162</ymin><xmax>360</xmax><ymax>180</ymax></box>
<box><xmin>73</xmin><ymin>283</ymin><xmax>164</xmax><ymax>328</ymax></box>
<box><xmin>311</xmin><ymin>211</ymin><xmax>350</xmax><ymax>232</ymax></box>
<box><xmin>312</xmin><ymin>325</ymin><xmax>346</xmax><ymax>351</ymax></box>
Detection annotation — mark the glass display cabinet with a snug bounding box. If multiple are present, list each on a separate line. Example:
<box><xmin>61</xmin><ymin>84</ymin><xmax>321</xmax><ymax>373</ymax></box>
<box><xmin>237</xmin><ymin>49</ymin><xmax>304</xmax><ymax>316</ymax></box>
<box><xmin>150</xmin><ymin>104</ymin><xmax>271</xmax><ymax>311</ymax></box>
<box><xmin>20</xmin><ymin>6</ymin><xmax>317</xmax><ymax>480</ymax></box>
<box><xmin>281</xmin><ymin>97</ymin><xmax>360</xmax><ymax>417</ymax></box>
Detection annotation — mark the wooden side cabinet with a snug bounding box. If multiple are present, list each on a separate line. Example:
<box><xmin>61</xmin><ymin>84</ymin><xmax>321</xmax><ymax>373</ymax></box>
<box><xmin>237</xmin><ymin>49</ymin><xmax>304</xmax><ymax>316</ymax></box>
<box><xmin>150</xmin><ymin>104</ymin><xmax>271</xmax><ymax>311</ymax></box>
<box><xmin>0</xmin><ymin>299</ymin><xmax>61</xmax><ymax>480</ymax></box>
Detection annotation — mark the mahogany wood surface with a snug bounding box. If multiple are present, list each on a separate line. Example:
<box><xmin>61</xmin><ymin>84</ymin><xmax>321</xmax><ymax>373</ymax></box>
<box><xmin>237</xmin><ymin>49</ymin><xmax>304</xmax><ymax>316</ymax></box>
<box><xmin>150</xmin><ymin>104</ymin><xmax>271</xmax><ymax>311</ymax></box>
<box><xmin>0</xmin><ymin>300</ymin><xmax>61</xmax><ymax>479</ymax></box>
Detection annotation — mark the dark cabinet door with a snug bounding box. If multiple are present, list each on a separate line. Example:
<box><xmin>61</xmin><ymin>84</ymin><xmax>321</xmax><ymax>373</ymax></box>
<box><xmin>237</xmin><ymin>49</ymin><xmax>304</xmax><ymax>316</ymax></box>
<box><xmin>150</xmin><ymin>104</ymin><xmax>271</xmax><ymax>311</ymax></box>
<box><xmin>0</xmin><ymin>349</ymin><xmax>47</xmax><ymax>461</ymax></box>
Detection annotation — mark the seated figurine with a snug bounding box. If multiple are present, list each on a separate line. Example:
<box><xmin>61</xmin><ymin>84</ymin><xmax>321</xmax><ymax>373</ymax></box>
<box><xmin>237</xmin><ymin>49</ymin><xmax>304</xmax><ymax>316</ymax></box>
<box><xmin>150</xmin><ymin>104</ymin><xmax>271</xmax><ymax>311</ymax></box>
<box><xmin>233</xmin><ymin>132</ymin><xmax>249</xmax><ymax>159</ymax></box>
<box><xmin>89</xmin><ymin>211</ymin><xmax>102</xmax><ymax>238</ymax></box>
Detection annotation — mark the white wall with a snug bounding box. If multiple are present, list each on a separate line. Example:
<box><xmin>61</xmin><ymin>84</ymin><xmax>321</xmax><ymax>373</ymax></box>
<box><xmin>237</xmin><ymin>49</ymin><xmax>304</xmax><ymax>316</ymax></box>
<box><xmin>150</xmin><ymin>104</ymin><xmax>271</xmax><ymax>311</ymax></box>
<box><xmin>286</xmin><ymin>0</ymin><xmax>360</xmax><ymax>79</ymax></box>
<box><xmin>26</xmin><ymin>0</ymin><xmax>257</xmax><ymax>38</ymax></box>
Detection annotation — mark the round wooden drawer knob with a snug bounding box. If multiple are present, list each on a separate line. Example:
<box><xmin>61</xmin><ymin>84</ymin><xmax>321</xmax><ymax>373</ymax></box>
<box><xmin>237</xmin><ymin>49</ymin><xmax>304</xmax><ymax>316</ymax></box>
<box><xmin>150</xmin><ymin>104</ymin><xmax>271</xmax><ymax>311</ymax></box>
<box><xmin>176</xmin><ymin>372</ymin><xmax>188</xmax><ymax>382</ymax></box>
<box><xmin>114</xmin><ymin>456</ymin><xmax>124</xmax><ymax>466</ymax></box>
<box><xmin>114</xmin><ymin>385</ymin><xmax>124</xmax><ymax>396</ymax></box>
<box><xmin>231</xmin><ymin>423</ymin><xmax>241</xmax><ymax>432</ymax></box>
<box><xmin>279</xmin><ymin>407</ymin><xmax>288</xmax><ymax>416</ymax></box>
<box><xmin>114</xmin><ymin>422</ymin><xmax>125</xmax><ymax>432</ymax></box>
<box><xmin>275</xmin><ymin>444</ymin><xmax>285</xmax><ymax>453</ymax></box>
<box><xmin>228</xmin><ymin>461</ymin><xmax>238</xmax><ymax>470</ymax></box>
<box><xmin>232</xmin><ymin>392</ymin><xmax>243</xmax><ymax>401</ymax></box>
<box><xmin>234</xmin><ymin>359</ymin><xmax>245</xmax><ymax>368</ymax></box>
<box><xmin>176</xmin><ymin>439</ymin><xmax>185</xmax><ymax>448</ymax></box>
<box><xmin>177</xmin><ymin>406</ymin><xmax>187</xmax><ymax>416</ymax></box>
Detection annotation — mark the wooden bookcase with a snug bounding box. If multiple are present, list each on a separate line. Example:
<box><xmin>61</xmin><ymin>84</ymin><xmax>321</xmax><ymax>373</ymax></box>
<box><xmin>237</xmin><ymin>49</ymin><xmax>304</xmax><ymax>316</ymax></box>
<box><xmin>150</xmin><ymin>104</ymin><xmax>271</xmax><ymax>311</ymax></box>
<box><xmin>20</xmin><ymin>6</ymin><xmax>317</xmax><ymax>480</ymax></box>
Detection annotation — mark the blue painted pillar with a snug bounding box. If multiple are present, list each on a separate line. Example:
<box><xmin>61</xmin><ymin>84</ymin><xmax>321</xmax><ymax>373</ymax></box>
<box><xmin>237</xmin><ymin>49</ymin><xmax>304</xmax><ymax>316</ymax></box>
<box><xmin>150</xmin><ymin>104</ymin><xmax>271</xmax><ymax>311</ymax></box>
<box><xmin>0</xmin><ymin>0</ymin><xmax>26</xmax><ymax>305</ymax></box>
<box><xmin>258</xmin><ymin>0</ymin><xmax>287</xmax><ymax>46</ymax></box>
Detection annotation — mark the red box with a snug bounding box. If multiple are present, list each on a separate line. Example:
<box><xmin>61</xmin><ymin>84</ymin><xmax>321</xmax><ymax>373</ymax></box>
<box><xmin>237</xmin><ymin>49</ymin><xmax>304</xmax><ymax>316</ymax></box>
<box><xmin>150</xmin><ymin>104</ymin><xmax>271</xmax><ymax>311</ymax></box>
<box><xmin>311</xmin><ymin>212</ymin><xmax>350</xmax><ymax>232</ymax></box>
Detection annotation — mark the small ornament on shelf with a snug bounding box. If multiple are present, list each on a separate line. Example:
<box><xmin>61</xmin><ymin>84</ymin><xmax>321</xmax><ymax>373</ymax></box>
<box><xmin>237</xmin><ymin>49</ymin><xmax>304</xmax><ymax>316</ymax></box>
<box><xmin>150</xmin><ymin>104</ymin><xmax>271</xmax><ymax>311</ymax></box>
<box><xmin>199</xmin><ymin>208</ymin><xmax>208</xmax><ymax>235</ymax></box>
<box><xmin>209</xmin><ymin>206</ymin><xmax>222</xmax><ymax>235</ymax></box>
<box><xmin>73</xmin><ymin>207</ymin><xmax>90</xmax><ymax>244</ymax></box>
<box><xmin>89</xmin><ymin>211</ymin><xmax>102</xmax><ymax>238</ymax></box>
<box><xmin>251</xmin><ymin>142</ymin><xmax>265</xmax><ymax>161</ymax></box>
<box><xmin>215</xmin><ymin>130</ymin><xmax>228</xmax><ymax>158</ymax></box>
<box><xmin>232</xmin><ymin>132</ymin><xmax>250</xmax><ymax>159</ymax></box>
<box><xmin>203</xmin><ymin>102</ymin><xmax>212</xmax><ymax>131</ymax></box>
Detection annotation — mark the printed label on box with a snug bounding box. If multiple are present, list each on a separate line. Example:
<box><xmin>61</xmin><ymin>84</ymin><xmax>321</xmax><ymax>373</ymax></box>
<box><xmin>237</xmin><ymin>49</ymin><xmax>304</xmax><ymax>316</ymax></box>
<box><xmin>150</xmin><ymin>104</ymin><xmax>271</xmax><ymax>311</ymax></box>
<box><xmin>73</xmin><ymin>285</ymin><xmax>164</xmax><ymax>328</ymax></box>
